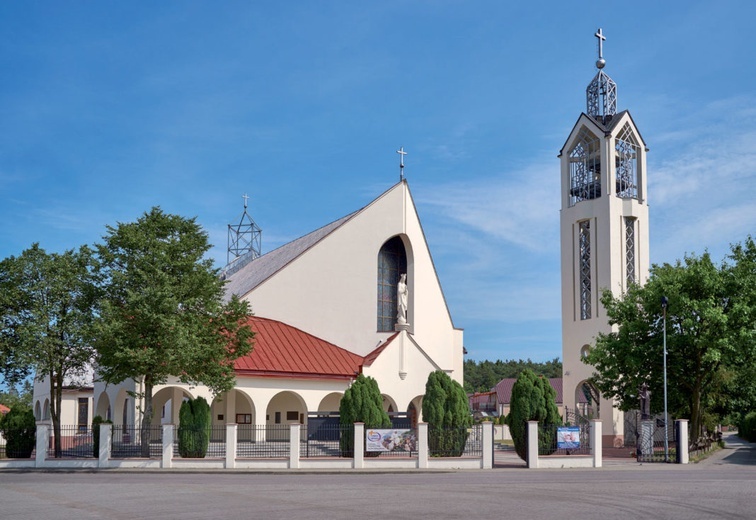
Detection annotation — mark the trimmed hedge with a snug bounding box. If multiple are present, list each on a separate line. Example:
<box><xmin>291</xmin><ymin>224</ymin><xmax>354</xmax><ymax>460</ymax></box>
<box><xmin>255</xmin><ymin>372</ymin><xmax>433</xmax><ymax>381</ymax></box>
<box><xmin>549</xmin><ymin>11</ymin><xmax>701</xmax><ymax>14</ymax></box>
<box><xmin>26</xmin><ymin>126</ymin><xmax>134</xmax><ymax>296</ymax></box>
<box><xmin>178</xmin><ymin>397</ymin><xmax>211</xmax><ymax>458</ymax></box>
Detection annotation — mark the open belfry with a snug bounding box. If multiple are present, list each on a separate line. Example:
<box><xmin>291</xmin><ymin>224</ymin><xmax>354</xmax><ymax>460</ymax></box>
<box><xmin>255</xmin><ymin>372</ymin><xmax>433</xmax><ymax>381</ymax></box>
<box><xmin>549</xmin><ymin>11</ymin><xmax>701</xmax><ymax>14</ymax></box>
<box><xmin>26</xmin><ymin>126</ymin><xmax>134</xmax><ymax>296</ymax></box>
<box><xmin>560</xmin><ymin>29</ymin><xmax>650</xmax><ymax>446</ymax></box>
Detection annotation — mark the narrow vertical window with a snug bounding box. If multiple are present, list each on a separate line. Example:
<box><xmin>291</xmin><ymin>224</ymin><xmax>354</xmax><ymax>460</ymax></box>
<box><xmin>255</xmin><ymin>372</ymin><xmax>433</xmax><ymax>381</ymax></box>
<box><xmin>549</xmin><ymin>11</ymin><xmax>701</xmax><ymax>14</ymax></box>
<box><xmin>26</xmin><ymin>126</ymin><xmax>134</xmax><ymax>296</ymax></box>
<box><xmin>377</xmin><ymin>236</ymin><xmax>407</xmax><ymax>331</ymax></box>
<box><xmin>579</xmin><ymin>220</ymin><xmax>592</xmax><ymax>320</ymax></box>
<box><xmin>625</xmin><ymin>217</ymin><xmax>636</xmax><ymax>286</ymax></box>
<box><xmin>569</xmin><ymin>128</ymin><xmax>602</xmax><ymax>206</ymax></box>
<box><xmin>615</xmin><ymin>123</ymin><xmax>640</xmax><ymax>199</ymax></box>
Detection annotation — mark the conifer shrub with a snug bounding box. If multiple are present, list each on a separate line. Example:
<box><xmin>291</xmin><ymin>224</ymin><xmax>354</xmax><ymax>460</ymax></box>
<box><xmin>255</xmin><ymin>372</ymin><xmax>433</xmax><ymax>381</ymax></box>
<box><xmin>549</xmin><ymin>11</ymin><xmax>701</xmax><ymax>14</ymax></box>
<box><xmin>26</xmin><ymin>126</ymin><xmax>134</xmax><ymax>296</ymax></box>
<box><xmin>92</xmin><ymin>415</ymin><xmax>113</xmax><ymax>458</ymax></box>
<box><xmin>178</xmin><ymin>397</ymin><xmax>211</xmax><ymax>458</ymax></box>
<box><xmin>339</xmin><ymin>374</ymin><xmax>391</xmax><ymax>457</ymax></box>
<box><xmin>506</xmin><ymin>369</ymin><xmax>562</xmax><ymax>461</ymax></box>
<box><xmin>0</xmin><ymin>406</ymin><xmax>36</xmax><ymax>458</ymax></box>
<box><xmin>422</xmin><ymin>371</ymin><xmax>472</xmax><ymax>457</ymax></box>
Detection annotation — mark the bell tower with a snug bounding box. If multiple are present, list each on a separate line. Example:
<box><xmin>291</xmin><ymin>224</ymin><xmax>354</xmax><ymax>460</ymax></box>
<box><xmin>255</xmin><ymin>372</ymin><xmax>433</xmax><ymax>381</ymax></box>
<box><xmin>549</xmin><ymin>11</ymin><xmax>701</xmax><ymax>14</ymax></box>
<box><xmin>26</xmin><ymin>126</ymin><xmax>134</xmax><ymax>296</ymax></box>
<box><xmin>559</xmin><ymin>29</ymin><xmax>650</xmax><ymax>445</ymax></box>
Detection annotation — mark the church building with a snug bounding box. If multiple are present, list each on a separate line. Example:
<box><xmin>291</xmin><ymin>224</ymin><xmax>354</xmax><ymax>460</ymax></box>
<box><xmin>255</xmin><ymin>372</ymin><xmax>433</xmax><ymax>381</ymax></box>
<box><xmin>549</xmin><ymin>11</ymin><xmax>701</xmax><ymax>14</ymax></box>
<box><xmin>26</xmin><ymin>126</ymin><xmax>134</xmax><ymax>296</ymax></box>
<box><xmin>560</xmin><ymin>29</ymin><xmax>650</xmax><ymax>445</ymax></box>
<box><xmin>92</xmin><ymin>178</ymin><xmax>464</xmax><ymax>432</ymax></box>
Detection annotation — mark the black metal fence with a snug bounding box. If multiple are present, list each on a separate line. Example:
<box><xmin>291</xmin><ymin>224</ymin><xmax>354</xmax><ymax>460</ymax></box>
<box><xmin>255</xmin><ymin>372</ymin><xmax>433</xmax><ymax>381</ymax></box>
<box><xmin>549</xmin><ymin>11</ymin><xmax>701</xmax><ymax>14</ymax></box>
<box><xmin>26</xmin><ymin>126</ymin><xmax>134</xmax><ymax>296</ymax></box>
<box><xmin>47</xmin><ymin>425</ymin><xmax>94</xmax><ymax>458</ymax></box>
<box><xmin>301</xmin><ymin>421</ymin><xmax>351</xmax><ymax>458</ymax></box>
<box><xmin>175</xmin><ymin>425</ymin><xmax>227</xmax><ymax>458</ymax></box>
<box><xmin>111</xmin><ymin>424</ymin><xmax>164</xmax><ymax>458</ymax></box>
<box><xmin>537</xmin><ymin>422</ymin><xmax>591</xmax><ymax>456</ymax></box>
<box><xmin>428</xmin><ymin>425</ymin><xmax>482</xmax><ymax>457</ymax></box>
<box><xmin>236</xmin><ymin>425</ymin><xmax>290</xmax><ymax>458</ymax></box>
<box><xmin>623</xmin><ymin>410</ymin><xmax>677</xmax><ymax>462</ymax></box>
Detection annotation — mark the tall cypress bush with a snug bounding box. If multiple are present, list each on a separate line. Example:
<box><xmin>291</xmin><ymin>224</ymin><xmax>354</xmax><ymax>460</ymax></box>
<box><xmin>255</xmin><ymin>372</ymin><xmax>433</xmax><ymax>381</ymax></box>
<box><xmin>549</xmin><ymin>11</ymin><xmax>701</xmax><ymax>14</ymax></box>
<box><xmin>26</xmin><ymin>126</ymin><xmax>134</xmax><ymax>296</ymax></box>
<box><xmin>0</xmin><ymin>406</ymin><xmax>36</xmax><ymax>458</ymax></box>
<box><xmin>422</xmin><ymin>371</ymin><xmax>472</xmax><ymax>457</ymax></box>
<box><xmin>506</xmin><ymin>369</ymin><xmax>562</xmax><ymax>461</ymax></box>
<box><xmin>339</xmin><ymin>374</ymin><xmax>390</xmax><ymax>456</ymax></box>
<box><xmin>178</xmin><ymin>396</ymin><xmax>211</xmax><ymax>458</ymax></box>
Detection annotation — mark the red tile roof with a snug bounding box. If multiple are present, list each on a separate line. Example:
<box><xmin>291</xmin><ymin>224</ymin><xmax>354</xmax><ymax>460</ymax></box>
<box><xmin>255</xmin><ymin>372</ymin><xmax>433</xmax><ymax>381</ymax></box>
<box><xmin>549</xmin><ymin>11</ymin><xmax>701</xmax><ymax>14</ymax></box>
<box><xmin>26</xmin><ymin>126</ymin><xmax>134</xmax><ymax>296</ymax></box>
<box><xmin>362</xmin><ymin>333</ymin><xmax>398</xmax><ymax>367</ymax></box>
<box><xmin>234</xmin><ymin>317</ymin><xmax>364</xmax><ymax>380</ymax></box>
<box><xmin>0</xmin><ymin>404</ymin><xmax>10</xmax><ymax>415</ymax></box>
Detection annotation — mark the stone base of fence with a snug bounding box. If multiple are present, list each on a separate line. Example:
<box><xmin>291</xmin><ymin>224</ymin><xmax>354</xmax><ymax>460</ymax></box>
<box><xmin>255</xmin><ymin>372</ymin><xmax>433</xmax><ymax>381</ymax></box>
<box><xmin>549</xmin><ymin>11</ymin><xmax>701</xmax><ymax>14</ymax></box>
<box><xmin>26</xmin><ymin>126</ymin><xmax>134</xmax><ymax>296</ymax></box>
<box><xmin>1</xmin><ymin>422</ymin><xmax>493</xmax><ymax>471</ymax></box>
<box><xmin>527</xmin><ymin>420</ymin><xmax>603</xmax><ymax>469</ymax></box>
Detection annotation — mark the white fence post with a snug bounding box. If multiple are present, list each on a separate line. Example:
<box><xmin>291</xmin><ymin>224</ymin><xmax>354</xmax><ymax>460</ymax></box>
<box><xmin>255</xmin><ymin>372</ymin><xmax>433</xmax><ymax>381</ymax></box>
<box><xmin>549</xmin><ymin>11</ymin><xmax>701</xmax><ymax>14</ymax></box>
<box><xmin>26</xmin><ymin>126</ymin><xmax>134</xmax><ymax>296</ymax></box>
<box><xmin>526</xmin><ymin>421</ymin><xmax>538</xmax><ymax>469</ymax></box>
<box><xmin>591</xmin><ymin>419</ymin><xmax>602</xmax><ymax>468</ymax></box>
<box><xmin>482</xmin><ymin>422</ymin><xmax>493</xmax><ymax>469</ymax></box>
<box><xmin>289</xmin><ymin>424</ymin><xmax>301</xmax><ymax>469</ymax></box>
<box><xmin>35</xmin><ymin>423</ymin><xmax>48</xmax><ymax>467</ymax></box>
<box><xmin>162</xmin><ymin>424</ymin><xmax>173</xmax><ymax>469</ymax></box>
<box><xmin>418</xmin><ymin>422</ymin><xmax>428</xmax><ymax>469</ymax></box>
<box><xmin>676</xmin><ymin>419</ymin><xmax>689</xmax><ymax>464</ymax></box>
<box><xmin>226</xmin><ymin>423</ymin><xmax>237</xmax><ymax>469</ymax></box>
<box><xmin>354</xmin><ymin>423</ymin><xmax>364</xmax><ymax>469</ymax></box>
<box><xmin>99</xmin><ymin>423</ymin><xmax>112</xmax><ymax>468</ymax></box>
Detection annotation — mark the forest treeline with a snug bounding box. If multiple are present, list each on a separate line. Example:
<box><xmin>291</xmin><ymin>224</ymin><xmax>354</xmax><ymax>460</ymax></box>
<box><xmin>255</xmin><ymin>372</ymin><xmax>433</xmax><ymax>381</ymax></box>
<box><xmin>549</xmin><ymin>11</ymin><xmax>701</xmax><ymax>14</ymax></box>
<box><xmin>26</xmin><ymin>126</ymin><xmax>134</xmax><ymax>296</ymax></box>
<box><xmin>463</xmin><ymin>358</ymin><xmax>562</xmax><ymax>394</ymax></box>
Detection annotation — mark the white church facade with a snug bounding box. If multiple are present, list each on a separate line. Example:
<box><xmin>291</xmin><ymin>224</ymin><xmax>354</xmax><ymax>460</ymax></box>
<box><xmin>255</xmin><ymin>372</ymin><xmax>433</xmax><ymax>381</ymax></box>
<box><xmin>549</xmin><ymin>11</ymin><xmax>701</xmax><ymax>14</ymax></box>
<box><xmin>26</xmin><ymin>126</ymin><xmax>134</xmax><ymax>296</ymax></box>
<box><xmin>92</xmin><ymin>180</ymin><xmax>464</xmax><ymax>432</ymax></box>
<box><xmin>560</xmin><ymin>29</ymin><xmax>650</xmax><ymax>446</ymax></box>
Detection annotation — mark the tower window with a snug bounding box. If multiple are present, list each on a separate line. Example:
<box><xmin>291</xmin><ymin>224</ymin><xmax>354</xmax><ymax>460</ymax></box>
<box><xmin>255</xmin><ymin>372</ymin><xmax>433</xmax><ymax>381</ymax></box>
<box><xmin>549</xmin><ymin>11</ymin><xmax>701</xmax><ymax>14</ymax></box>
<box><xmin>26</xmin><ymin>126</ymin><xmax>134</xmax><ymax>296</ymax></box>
<box><xmin>625</xmin><ymin>217</ymin><xmax>636</xmax><ymax>286</ymax></box>
<box><xmin>377</xmin><ymin>236</ymin><xmax>407</xmax><ymax>331</ymax></box>
<box><xmin>569</xmin><ymin>128</ymin><xmax>601</xmax><ymax>206</ymax></box>
<box><xmin>579</xmin><ymin>220</ymin><xmax>592</xmax><ymax>320</ymax></box>
<box><xmin>615</xmin><ymin>123</ymin><xmax>640</xmax><ymax>199</ymax></box>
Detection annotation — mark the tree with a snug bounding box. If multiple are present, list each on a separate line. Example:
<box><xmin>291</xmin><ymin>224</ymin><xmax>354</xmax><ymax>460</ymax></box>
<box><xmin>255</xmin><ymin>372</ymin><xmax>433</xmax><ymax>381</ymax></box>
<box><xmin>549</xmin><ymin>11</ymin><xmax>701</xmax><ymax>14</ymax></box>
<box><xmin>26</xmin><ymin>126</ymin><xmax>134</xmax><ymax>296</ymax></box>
<box><xmin>506</xmin><ymin>369</ymin><xmax>561</xmax><ymax>461</ymax></box>
<box><xmin>93</xmin><ymin>207</ymin><xmax>254</xmax><ymax>456</ymax></box>
<box><xmin>0</xmin><ymin>244</ymin><xmax>97</xmax><ymax>457</ymax></box>
<box><xmin>422</xmin><ymin>370</ymin><xmax>472</xmax><ymax>456</ymax></box>
<box><xmin>339</xmin><ymin>374</ymin><xmax>390</xmax><ymax>456</ymax></box>
<box><xmin>463</xmin><ymin>358</ymin><xmax>563</xmax><ymax>393</ymax></box>
<box><xmin>178</xmin><ymin>397</ymin><xmax>211</xmax><ymax>458</ymax></box>
<box><xmin>0</xmin><ymin>380</ymin><xmax>34</xmax><ymax>410</ymax></box>
<box><xmin>585</xmin><ymin>251</ymin><xmax>735</xmax><ymax>440</ymax></box>
<box><xmin>0</xmin><ymin>405</ymin><xmax>36</xmax><ymax>458</ymax></box>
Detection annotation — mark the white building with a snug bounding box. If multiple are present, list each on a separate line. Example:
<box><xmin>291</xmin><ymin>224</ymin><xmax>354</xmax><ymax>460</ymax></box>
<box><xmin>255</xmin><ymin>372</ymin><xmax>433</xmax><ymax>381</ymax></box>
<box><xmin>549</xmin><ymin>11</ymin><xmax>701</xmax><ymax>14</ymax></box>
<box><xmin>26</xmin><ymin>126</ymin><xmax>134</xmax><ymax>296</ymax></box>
<box><xmin>93</xmin><ymin>179</ymin><xmax>464</xmax><ymax>431</ymax></box>
<box><xmin>560</xmin><ymin>29</ymin><xmax>650</xmax><ymax>446</ymax></box>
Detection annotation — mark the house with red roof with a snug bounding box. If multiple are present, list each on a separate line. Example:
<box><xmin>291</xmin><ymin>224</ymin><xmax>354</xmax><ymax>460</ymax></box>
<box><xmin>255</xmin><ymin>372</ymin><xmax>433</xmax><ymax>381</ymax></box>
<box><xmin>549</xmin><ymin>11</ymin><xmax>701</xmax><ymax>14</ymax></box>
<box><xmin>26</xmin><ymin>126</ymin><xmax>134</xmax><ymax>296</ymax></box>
<box><xmin>93</xmin><ymin>180</ymin><xmax>464</xmax><ymax>431</ymax></box>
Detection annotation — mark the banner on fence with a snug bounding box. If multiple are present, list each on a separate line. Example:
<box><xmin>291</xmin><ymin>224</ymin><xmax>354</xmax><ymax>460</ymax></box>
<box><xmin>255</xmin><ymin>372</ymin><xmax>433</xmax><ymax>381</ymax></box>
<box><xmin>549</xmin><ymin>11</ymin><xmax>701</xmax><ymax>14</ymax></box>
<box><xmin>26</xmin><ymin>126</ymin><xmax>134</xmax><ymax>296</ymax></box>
<box><xmin>365</xmin><ymin>429</ymin><xmax>417</xmax><ymax>452</ymax></box>
<box><xmin>557</xmin><ymin>426</ymin><xmax>580</xmax><ymax>449</ymax></box>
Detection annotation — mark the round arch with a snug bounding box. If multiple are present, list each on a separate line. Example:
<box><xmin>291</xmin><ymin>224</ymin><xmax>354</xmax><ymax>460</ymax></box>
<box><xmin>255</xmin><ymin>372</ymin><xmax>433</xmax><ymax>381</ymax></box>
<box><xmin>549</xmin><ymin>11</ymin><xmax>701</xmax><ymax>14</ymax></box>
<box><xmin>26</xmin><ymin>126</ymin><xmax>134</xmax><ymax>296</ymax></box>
<box><xmin>95</xmin><ymin>391</ymin><xmax>111</xmax><ymax>421</ymax></box>
<box><xmin>210</xmin><ymin>389</ymin><xmax>256</xmax><ymax>427</ymax></box>
<box><xmin>152</xmin><ymin>386</ymin><xmax>195</xmax><ymax>425</ymax></box>
<box><xmin>575</xmin><ymin>380</ymin><xmax>600</xmax><ymax>419</ymax></box>
<box><xmin>34</xmin><ymin>400</ymin><xmax>41</xmax><ymax>421</ymax></box>
<box><xmin>43</xmin><ymin>398</ymin><xmax>50</xmax><ymax>420</ymax></box>
<box><xmin>407</xmin><ymin>395</ymin><xmax>423</xmax><ymax>429</ymax></box>
<box><xmin>266</xmin><ymin>391</ymin><xmax>307</xmax><ymax>426</ymax></box>
<box><xmin>317</xmin><ymin>392</ymin><xmax>343</xmax><ymax>413</ymax></box>
<box><xmin>381</xmin><ymin>394</ymin><xmax>398</xmax><ymax>414</ymax></box>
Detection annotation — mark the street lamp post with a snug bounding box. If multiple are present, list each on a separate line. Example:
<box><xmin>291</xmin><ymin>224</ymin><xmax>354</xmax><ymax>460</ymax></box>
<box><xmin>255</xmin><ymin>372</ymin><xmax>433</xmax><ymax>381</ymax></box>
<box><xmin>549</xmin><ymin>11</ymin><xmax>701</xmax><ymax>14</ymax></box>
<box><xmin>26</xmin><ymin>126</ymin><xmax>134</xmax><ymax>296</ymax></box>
<box><xmin>661</xmin><ymin>296</ymin><xmax>669</xmax><ymax>462</ymax></box>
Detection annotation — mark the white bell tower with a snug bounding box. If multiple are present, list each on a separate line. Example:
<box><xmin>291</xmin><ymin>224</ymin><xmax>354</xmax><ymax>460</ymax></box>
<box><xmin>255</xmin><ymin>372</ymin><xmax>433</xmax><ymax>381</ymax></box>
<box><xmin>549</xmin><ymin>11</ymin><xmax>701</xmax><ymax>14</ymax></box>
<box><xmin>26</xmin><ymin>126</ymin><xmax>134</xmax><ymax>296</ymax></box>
<box><xmin>559</xmin><ymin>29</ymin><xmax>650</xmax><ymax>446</ymax></box>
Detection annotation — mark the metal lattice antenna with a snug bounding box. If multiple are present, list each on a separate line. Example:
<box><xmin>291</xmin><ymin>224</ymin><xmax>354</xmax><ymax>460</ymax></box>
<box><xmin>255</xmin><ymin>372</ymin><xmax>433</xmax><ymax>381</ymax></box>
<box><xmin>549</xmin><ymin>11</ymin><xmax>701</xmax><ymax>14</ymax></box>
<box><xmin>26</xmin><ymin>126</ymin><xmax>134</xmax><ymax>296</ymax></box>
<box><xmin>227</xmin><ymin>193</ymin><xmax>262</xmax><ymax>266</ymax></box>
<box><xmin>397</xmin><ymin>147</ymin><xmax>407</xmax><ymax>181</ymax></box>
<box><xmin>586</xmin><ymin>28</ymin><xmax>617</xmax><ymax>121</ymax></box>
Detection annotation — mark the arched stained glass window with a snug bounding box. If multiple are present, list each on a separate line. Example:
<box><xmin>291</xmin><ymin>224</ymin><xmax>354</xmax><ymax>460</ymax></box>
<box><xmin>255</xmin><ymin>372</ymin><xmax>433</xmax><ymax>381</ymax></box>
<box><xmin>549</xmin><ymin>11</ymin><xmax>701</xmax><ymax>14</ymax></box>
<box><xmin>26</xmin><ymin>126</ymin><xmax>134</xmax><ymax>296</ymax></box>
<box><xmin>377</xmin><ymin>236</ymin><xmax>407</xmax><ymax>332</ymax></box>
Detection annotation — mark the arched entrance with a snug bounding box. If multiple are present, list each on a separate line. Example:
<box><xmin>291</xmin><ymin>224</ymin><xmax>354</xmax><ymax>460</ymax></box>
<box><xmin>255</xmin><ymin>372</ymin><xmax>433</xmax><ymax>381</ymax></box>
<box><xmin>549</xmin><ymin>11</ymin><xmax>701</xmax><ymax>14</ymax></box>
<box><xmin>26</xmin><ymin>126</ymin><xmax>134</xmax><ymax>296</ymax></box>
<box><xmin>266</xmin><ymin>391</ymin><xmax>307</xmax><ymax>441</ymax></box>
<box><xmin>152</xmin><ymin>386</ymin><xmax>194</xmax><ymax>425</ymax></box>
<box><xmin>95</xmin><ymin>391</ymin><xmax>111</xmax><ymax>421</ymax></box>
<box><xmin>575</xmin><ymin>380</ymin><xmax>600</xmax><ymax>419</ymax></box>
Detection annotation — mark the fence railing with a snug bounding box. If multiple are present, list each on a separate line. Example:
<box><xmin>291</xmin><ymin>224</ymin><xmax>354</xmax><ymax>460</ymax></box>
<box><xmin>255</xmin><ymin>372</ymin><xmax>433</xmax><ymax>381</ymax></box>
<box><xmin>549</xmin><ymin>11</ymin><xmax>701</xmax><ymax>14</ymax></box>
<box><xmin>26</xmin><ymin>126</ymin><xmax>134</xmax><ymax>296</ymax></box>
<box><xmin>175</xmin><ymin>425</ymin><xmax>227</xmax><ymax>458</ymax></box>
<box><xmin>111</xmin><ymin>424</ymin><xmax>164</xmax><ymax>458</ymax></box>
<box><xmin>537</xmin><ymin>423</ymin><xmax>591</xmax><ymax>456</ymax></box>
<box><xmin>300</xmin><ymin>423</ymin><xmax>352</xmax><ymax>458</ymax></box>
<box><xmin>428</xmin><ymin>425</ymin><xmax>482</xmax><ymax>457</ymax></box>
<box><xmin>236</xmin><ymin>425</ymin><xmax>290</xmax><ymax>458</ymax></box>
<box><xmin>0</xmin><ymin>428</ymin><xmax>36</xmax><ymax>459</ymax></box>
<box><xmin>47</xmin><ymin>425</ymin><xmax>94</xmax><ymax>458</ymax></box>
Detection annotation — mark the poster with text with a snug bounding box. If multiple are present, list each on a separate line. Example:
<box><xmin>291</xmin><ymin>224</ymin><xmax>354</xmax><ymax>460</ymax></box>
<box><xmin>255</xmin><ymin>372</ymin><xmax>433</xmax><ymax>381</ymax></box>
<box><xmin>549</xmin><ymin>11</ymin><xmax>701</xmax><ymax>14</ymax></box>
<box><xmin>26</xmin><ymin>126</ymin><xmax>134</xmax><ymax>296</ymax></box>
<box><xmin>365</xmin><ymin>429</ymin><xmax>417</xmax><ymax>452</ymax></box>
<box><xmin>557</xmin><ymin>426</ymin><xmax>581</xmax><ymax>449</ymax></box>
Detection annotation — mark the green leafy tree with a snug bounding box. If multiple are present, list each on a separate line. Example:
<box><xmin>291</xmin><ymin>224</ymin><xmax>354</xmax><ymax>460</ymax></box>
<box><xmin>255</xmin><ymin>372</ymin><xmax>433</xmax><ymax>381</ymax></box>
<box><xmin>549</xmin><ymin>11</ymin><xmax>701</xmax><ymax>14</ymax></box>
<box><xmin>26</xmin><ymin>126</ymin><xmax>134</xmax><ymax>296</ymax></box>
<box><xmin>339</xmin><ymin>374</ymin><xmax>390</xmax><ymax>456</ymax></box>
<box><xmin>463</xmin><ymin>358</ymin><xmax>563</xmax><ymax>393</ymax></box>
<box><xmin>506</xmin><ymin>369</ymin><xmax>561</xmax><ymax>461</ymax></box>
<box><xmin>178</xmin><ymin>397</ymin><xmax>211</xmax><ymax>458</ymax></box>
<box><xmin>0</xmin><ymin>405</ymin><xmax>36</xmax><ymax>458</ymax></box>
<box><xmin>422</xmin><ymin>370</ymin><xmax>472</xmax><ymax>457</ymax></box>
<box><xmin>0</xmin><ymin>244</ymin><xmax>97</xmax><ymax>457</ymax></box>
<box><xmin>585</xmin><ymin>251</ymin><xmax>738</xmax><ymax>440</ymax></box>
<box><xmin>0</xmin><ymin>380</ymin><xmax>34</xmax><ymax>410</ymax></box>
<box><xmin>93</xmin><ymin>207</ymin><xmax>254</xmax><ymax>456</ymax></box>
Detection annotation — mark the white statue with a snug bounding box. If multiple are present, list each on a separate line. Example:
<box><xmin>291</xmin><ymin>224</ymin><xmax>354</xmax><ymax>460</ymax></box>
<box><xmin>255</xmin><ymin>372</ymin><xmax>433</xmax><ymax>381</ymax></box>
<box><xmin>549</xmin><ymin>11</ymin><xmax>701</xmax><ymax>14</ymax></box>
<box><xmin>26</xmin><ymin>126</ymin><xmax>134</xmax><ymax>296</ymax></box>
<box><xmin>397</xmin><ymin>273</ymin><xmax>408</xmax><ymax>324</ymax></box>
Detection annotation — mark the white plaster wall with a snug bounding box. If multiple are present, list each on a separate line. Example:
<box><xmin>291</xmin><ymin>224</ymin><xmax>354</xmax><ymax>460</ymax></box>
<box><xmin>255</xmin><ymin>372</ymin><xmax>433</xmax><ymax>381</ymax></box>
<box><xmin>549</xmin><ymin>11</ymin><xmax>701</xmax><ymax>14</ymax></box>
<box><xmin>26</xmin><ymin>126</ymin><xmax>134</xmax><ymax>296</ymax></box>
<box><xmin>241</xmin><ymin>182</ymin><xmax>462</xmax><ymax>381</ymax></box>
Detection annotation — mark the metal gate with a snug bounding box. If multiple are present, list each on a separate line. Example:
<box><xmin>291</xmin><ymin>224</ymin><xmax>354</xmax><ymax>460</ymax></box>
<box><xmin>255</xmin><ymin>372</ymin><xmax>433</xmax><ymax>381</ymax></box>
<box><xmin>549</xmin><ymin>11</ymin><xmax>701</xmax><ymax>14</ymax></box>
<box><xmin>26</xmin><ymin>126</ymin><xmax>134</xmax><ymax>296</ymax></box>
<box><xmin>624</xmin><ymin>410</ymin><xmax>677</xmax><ymax>462</ymax></box>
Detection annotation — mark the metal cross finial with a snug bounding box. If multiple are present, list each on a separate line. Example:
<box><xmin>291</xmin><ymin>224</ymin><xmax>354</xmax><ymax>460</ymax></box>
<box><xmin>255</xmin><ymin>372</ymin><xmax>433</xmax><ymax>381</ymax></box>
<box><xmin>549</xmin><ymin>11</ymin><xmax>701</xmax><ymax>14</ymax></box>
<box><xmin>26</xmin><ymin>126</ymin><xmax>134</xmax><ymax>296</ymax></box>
<box><xmin>242</xmin><ymin>193</ymin><xmax>249</xmax><ymax>209</ymax></box>
<box><xmin>595</xmin><ymin>28</ymin><xmax>605</xmax><ymax>59</ymax></box>
<box><xmin>396</xmin><ymin>147</ymin><xmax>407</xmax><ymax>181</ymax></box>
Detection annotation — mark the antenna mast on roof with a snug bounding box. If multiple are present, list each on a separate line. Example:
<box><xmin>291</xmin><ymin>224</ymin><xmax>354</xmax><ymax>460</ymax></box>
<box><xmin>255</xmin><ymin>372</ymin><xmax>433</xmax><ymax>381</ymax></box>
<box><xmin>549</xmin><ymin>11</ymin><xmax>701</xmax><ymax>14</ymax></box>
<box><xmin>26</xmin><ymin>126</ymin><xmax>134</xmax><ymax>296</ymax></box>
<box><xmin>227</xmin><ymin>193</ymin><xmax>262</xmax><ymax>266</ymax></box>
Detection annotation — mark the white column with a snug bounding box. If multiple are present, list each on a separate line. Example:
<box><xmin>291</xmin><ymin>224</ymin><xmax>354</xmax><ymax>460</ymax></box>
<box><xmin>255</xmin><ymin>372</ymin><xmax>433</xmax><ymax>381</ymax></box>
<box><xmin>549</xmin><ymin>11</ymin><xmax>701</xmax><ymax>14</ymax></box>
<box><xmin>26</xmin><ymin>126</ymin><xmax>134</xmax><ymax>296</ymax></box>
<box><xmin>99</xmin><ymin>423</ymin><xmax>112</xmax><ymax>468</ymax></box>
<box><xmin>171</xmin><ymin>388</ymin><xmax>183</xmax><ymax>425</ymax></box>
<box><xmin>162</xmin><ymin>424</ymin><xmax>173</xmax><ymax>469</ymax></box>
<box><xmin>417</xmin><ymin>422</ymin><xmax>428</xmax><ymax>469</ymax></box>
<box><xmin>226</xmin><ymin>423</ymin><xmax>237</xmax><ymax>469</ymax></box>
<box><xmin>289</xmin><ymin>424</ymin><xmax>301</xmax><ymax>469</ymax></box>
<box><xmin>676</xmin><ymin>419</ymin><xmax>689</xmax><ymax>464</ymax></box>
<box><xmin>35</xmin><ymin>423</ymin><xmax>49</xmax><ymax>467</ymax></box>
<box><xmin>526</xmin><ymin>421</ymin><xmax>538</xmax><ymax>469</ymax></box>
<box><xmin>482</xmin><ymin>422</ymin><xmax>493</xmax><ymax>469</ymax></box>
<box><xmin>354</xmin><ymin>423</ymin><xmax>365</xmax><ymax>469</ymax></box>
<box><xmin>591</xmin><ymin>419</ymin><xmax>602</xmax><ymax>468</ymax></box>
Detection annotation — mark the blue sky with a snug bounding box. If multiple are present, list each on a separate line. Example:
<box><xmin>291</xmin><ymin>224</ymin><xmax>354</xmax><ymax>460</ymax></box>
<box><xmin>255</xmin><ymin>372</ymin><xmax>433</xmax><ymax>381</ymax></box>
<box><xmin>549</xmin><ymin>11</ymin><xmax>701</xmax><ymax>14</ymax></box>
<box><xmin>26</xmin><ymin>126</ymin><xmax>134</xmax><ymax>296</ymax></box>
<box><xmin>1</xmin><ymin>1</ymin><xmax>755</xmax><ymax>365</ymax></box>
